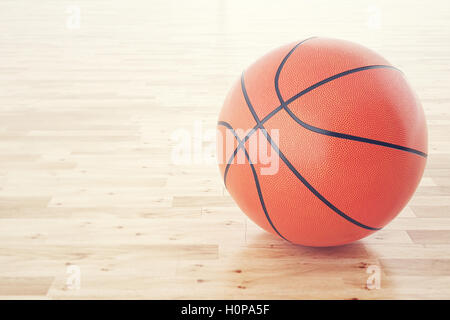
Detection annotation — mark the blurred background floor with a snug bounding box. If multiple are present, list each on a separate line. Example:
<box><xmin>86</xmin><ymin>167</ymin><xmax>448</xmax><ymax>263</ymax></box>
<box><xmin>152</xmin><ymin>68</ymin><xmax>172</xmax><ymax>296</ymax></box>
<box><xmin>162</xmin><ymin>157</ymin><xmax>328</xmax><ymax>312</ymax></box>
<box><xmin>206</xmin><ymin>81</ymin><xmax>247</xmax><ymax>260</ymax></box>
<box><xmin>0</xmin><ymin>0</ymin><xmax>449</xmax><ymax>299</ymax></box>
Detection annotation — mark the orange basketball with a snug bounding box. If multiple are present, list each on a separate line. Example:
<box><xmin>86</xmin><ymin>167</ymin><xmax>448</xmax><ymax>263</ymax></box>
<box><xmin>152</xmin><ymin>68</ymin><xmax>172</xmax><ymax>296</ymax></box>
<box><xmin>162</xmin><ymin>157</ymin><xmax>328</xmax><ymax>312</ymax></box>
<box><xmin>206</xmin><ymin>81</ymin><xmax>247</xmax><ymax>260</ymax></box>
<box><xmin>217</xmin><ymin>37</ymin><xmax>427</xmax><ymax>247</ymax></box>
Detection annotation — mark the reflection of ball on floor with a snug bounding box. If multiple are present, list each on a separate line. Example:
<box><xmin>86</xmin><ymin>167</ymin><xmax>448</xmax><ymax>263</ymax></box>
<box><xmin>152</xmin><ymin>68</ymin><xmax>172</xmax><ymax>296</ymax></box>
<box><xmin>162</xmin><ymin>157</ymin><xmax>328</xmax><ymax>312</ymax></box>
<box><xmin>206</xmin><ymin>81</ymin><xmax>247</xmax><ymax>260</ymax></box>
<box><xmin>217</xmin><ymin>37</ymin><xmax>428</xmax><ymax>247</ymax></box>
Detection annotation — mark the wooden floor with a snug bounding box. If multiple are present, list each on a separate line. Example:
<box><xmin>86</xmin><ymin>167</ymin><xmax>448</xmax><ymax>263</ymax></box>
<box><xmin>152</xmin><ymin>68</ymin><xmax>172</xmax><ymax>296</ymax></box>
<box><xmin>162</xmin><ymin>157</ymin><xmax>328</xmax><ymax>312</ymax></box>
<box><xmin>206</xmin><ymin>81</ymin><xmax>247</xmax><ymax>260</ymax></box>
<box><xmin>0</xmin><ymin>0</ymin><xmax>449</xmax><ymax>299</ymax></box>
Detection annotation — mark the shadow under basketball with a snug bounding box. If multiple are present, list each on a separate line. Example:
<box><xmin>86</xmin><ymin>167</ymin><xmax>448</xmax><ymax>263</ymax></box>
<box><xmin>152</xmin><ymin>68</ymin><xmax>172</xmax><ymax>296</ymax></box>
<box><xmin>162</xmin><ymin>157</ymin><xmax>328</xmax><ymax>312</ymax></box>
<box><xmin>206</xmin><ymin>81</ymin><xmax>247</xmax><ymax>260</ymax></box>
<box><xmin>220</xmin><ymin>232</ymin><xmax>395</xmax><ymax>299</ymax></box>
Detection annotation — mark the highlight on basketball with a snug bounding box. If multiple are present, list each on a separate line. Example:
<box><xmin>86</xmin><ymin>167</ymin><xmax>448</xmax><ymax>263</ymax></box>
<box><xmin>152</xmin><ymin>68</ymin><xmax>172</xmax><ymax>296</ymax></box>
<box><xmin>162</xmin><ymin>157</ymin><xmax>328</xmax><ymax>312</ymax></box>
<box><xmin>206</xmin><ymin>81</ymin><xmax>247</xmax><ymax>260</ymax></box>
<box><xmin>1</xmin><ymin>0</ymin><xmax>449</xmax><ymax>310</ymax></box>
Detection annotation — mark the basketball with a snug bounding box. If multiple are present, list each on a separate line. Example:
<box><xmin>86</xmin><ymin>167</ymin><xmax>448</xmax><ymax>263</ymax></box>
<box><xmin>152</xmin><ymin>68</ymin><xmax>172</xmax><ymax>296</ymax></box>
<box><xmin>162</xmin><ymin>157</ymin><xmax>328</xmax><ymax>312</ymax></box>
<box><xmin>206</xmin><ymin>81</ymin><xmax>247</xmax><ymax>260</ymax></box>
<box><xmin>217</xmin><ymin>37</ymin><xmax>428</xmax><ymax>247</ymax></box>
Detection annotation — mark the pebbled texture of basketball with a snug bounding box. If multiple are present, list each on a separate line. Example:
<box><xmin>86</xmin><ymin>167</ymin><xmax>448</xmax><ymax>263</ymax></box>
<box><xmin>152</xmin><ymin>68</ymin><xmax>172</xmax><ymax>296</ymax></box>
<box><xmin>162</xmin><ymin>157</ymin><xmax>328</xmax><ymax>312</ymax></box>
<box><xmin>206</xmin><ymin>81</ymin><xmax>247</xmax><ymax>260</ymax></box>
<box><xmin>216</xmin><ymin>37</ymin><xmax>428</xmax><ymax>247</ymax></box>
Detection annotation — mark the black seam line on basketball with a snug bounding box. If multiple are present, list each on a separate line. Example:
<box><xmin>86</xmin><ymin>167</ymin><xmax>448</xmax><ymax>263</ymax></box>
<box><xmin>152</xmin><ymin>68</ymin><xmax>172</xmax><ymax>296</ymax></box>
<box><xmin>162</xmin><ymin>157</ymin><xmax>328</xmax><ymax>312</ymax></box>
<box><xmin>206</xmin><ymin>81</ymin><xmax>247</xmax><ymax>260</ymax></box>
<box><xmin>284</xmin><ymin>65</ymin><xmax>400</xmax><ymax>104</ymax></box>
<box><xmin>222</xmin><ymin>76</ymin><xmax>287</xmax><ymax>185</ymax></box>
<box><xmin>274</xmin><ymin>45</ymin><xmax>427</xmax><ymax>158</ymax></box>
<box><xmin>260</xmin><ymin>129</ymin><xmax>381</xmax><ymax>231</ymax></box>
<box><xmin>217</xmin><ymin>120</ymin><xmax>236</xmax><ymax>133</ymax></box>
<box><xmin>217</xmin><ymin>121</ymin><xmax>290</xmax><ymax>241</ymax></box>
<box><xmin>220</xmin><ymin>119</ymin><xmax>380</xmax><ymax>232</ymax></box>
<box><xmin>222</xmin><ymin>73</ymin><xmax>287</xmax><ymax>185</ymax></box>
<box><xmin>241</xmin><ymin>72</ymin><xmax>381</xmax><ymax>231</ymax></box>
<box><xmin>274</xmin><ymin>37</ymin><xmax>316</xmax><ymax>103</ymax></box>
<box><xmin>283</xmin><ymin>106</ymin><xmax>428</xmax><ymax>157</ymax></box>
<box><xmin>222</xmin><ymin>124</ymin><xmax>264</xmax><ymax>185</ymax></box>
<box><xmin>245</xmin><ymin>147</ymin><xmax>290</xmax><ymax>242</ymax></box>
<box><xmin>281</xmin><ymin>65</ymin><xmax>427</xmax><ymax>158</ymax></box>
<box><xmin>274</xmin><ymin>41</ymin><xmax>423</xmax><ymax>157</ymax></box>
<box><xmin>224</xmin><ymin>65</ymin><xmax>414</xmax><ymax>184</ymax></box>
<box><xmin>218</xmin><ymin>120</ymin><xmax>245</xmax><ymax>186</ymax></box>
<box><xmin>223</xmin><ymin>65</ymin><xmax>426</xmax><ymax>178</ymax></box>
